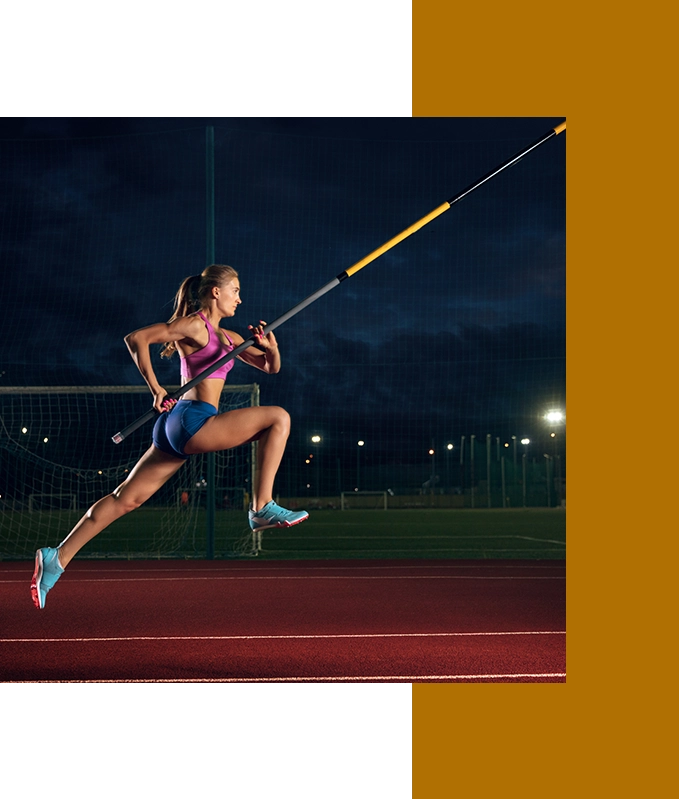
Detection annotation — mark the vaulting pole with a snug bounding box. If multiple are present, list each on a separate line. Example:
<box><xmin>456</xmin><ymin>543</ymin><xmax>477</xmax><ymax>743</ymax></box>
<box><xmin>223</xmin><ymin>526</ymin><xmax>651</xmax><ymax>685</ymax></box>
<box><xmin>112</xmin><ymin>121</ymin><xmax>566</xmax><ymax>444</ymax></box>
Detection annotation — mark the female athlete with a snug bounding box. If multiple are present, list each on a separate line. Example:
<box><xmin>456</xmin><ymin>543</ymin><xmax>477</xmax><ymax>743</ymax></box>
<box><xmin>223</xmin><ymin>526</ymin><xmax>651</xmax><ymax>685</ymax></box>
<box><xmin>31</xmin><ymin>264</ymin><xmax>308</xmax><ymax>609</ymax></box>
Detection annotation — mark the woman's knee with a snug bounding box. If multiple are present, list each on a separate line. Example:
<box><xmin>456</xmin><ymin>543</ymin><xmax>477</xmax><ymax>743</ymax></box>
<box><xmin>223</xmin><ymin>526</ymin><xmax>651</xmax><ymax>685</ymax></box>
<box><xmin>111</xmin><ymin>486</ymin><xmax>144</xmax><ymax>515</ymax></box>
<box><xmin>252</xmin><ymin>407</ymin><xmax>290</xmax><ymax>443</ymax></box>
<box><xmin>270</xmin><ymin>406</ymin><xmax>291</xmax><ymax>433</ymax></box>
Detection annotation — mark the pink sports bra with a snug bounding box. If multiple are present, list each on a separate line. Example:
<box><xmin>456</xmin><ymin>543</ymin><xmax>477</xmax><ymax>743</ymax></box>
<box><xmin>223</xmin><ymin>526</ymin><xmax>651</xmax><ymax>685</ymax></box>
<box><xmin>180</xmin><ymin>312</ymin><xmax>236</xmax><ymax>381</ymax></box>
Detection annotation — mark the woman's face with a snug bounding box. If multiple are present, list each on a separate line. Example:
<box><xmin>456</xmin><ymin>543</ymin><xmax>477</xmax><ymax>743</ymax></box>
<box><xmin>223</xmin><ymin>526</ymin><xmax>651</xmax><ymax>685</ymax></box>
<box><xmin>216</xmin><ymin>278</ymin><xmax>242</xmax><ymax>317</ymax></box>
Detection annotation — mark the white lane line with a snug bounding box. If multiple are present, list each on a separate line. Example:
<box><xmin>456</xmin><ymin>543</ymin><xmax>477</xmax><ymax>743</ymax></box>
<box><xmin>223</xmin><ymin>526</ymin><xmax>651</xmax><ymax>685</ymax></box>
<box><xmin>2</xmin><ymin>672</ymin><xmax>566</xmax><ymax>687</ymax></box>
<box><xmin>0</xmin><ymin>574</ymin><xmax>566</xmax><ymax>584</ymax></box>
<box><xmin>2</xmin><ymin>630</ymin><xmax>566</xmax><ymax>643</ymax></box>
<box><xmin>0</xmin><ymin>563</ymin><xmax>566</xmax><ymax>574</ymax></box>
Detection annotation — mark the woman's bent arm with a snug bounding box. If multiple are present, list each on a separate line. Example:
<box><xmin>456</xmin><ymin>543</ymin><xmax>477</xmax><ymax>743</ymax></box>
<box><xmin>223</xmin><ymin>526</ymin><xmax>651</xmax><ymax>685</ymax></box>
<box><xmin>125</xmin><ymin>317</ymin><xmax>205</xmax><ymax>411</ymax></box>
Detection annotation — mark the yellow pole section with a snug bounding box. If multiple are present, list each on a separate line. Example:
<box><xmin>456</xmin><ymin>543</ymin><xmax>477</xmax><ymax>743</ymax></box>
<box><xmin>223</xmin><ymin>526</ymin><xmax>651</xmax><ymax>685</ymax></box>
<box><xmin>554</xmin><ymin>121</ymin><xmax>567</xmax><ymax>135</ymax></box>
<box><xmin>344</xmin><ymin>201</ymin><xmax>451</xmax><ymax>277</ymax></box>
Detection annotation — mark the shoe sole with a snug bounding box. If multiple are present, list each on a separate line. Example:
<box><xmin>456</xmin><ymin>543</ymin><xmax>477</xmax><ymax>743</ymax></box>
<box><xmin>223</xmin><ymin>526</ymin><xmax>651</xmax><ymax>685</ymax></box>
<box><xmin>31</xmin><ymin>549</ymin><xmax>44</xmax><ymax>610</ymax></box>
<box><xmin>250</xmin><ymin>512</ymin><xmax>309</xmax><ymax>533</ymax></box>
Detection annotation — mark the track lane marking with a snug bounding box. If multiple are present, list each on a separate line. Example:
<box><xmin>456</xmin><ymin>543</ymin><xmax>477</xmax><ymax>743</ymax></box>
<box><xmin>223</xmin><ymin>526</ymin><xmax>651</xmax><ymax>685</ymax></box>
<box><xmin>0</xmin><ymin>563</ymin><xmax>566</xmax><ymax>574</ymax></box>
<box><xmin>1</xmin><ymin>630</ymin><xmax>565</xmax><ymax>643</ymax></box>
<box><xmin>0</xmin><ymin>574</ymin><xmax>565</xmax><ymax>585</ymax></box>
<box><xmin>5</xmin><ymin>674</ymin><xmax>567</xmax><ymax>682</ymax></box>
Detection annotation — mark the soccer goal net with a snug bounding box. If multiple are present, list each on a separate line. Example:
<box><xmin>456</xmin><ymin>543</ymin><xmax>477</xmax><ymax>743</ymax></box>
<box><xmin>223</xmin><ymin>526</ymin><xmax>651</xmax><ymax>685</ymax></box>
<box><xmin>340</xmin><ymin>491</ymin><xmax>388</xmax><ymax>510</ymax></box>
<box><xmin>0</xmin><ymin>385</ymin><xmax>259</xmax><ymax>559</ymax></box>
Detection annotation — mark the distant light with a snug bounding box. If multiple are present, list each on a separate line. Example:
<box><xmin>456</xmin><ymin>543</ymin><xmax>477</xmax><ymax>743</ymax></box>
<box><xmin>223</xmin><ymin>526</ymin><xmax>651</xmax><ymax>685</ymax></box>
<box><xmin>428</xmin><ymin>449</ymin><xmax>435</xmax><ymax>456</ymax></box>
<box><xmin>98</xmin><ymin>470</ymin><xmax>103</xmax><ymax>475</ymax></box>
<box><xmin>311</xmin><ymin>435</ymin><xmax>321</xmax><ymax>443</ymax></box>
<box><xmin>446</xmin><ymin>443</ymin><xmax>454</xmax><ymax>450</ymax></box>
<box><xmin>357</xmin><ymin>440</ymin><xmax>365</xmax><ymax>447</ymax></box>
<box><xmin>305</xmin><ymin>459</ymin><xmax>310</xmax><ymax>464</ymax></box>
<box><xmin>550</xmin><ymin>432</ymin><xmax>556</xmax><ymax>438</ymax></box>
<box><xmin>504</xmin><ymin>442</ymin><xmax>510</xmax><ymax>448</ymax></box>
<box><xmin>545</xmin><ymin>410</ymin><xmax>564</xmax><ymax>424</ymax></box>
<box><xmin>521</xmin><ymin>438</ymin><xmax>530</xmax><ymax>445</ymax></box>
<box><xmin>43</xmin><ymin>437</ymin><xmax>49</xmax><ymax>443</ymax></box>
<box><xmin>21</xmin><ymin>427</ymin><xmax>28</xmax><ymax>434</ymax></box>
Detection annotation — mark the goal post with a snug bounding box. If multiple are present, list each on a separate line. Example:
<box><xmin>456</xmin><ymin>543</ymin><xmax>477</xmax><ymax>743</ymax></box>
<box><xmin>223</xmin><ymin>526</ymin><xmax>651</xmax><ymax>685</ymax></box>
<box><xmin>0</xmin><ymin>385</ymin><xmax>259</xmax><ymax>559</ymax></box>
<box><xmin>340</xmin><ymin>491</ymin><xmax>388</xmax><ymax>510</ymax></box>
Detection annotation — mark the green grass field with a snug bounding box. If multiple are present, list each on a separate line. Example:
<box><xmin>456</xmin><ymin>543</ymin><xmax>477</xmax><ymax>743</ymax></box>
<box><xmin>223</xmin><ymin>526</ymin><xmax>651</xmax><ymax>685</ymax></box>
<box><xmin>261</xmin><ymin>508</ymin><xmax>566</xmax><ymax>560</ymax></box>
<box><xmin>1</xmin><ymin>508</ymin><xmax>565</xmax><ymax>561</ymax></box>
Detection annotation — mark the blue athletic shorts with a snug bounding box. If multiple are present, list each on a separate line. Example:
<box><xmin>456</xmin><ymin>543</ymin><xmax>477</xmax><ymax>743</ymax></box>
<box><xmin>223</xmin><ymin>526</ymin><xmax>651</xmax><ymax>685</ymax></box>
<box><xmin>152</xmin><ymin>400</ymin><xmax>218</xmax><ymax>459</ymax></box>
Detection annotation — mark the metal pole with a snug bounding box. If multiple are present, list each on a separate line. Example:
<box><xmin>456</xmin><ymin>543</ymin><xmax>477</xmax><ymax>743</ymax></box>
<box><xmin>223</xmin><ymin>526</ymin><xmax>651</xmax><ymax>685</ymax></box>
<box><xmin>251</xmin><ymin>384</ymin><xmax>260</xmax><ymax>552</ymax></box>
<box><xmin>356</xmin><ymin>443</ymin><xmax>360</xmax><ymax>491</ymax></box>
<box><xmin>557</xmin><ymin>454</ymin><xmax>563</xmax><ymax>507</ymax></box>
<box><xmin>470</xmin><ymin>435</ymin><xmax>476</xmax><ymax>509</ymax></box>
<box><xmin>205</xmin><ymin>126</ymin><xmax>216</xmax><ymax>559</ymax></box>
<box><xmin>522</xmin><ymin>452</ymin><xmax>527</xmax><ymax>507</ymax></box>
<box><xmin>501</xmin><ymin>456</ymin><xmax>506</xmax><ymax>508</ymax></box>
<box><xmin>112</xmin><ymin>122</ymin><xmax>566</xmax><ymax>444</ymax></box>
<box><xmin>459</xmin><ymin>435</ymin><xmax>465</xmax><ymax>506</ymax></box>
<box><xmin>430</xmin><ymin>437</ymin><xmax>436</xmax><ymax>507</ymax></box>
<box><xmin>486</xmin><ymin>434</ymin><xmax>491</xmax><ymax>508</ymax></box>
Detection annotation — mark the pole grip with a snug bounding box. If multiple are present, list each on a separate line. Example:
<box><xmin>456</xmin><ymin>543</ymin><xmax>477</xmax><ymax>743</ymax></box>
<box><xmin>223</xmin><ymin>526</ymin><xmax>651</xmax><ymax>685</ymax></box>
<box><xmin>554</xmin><ymin>121</ymin><xmax>567</xmax><ymax>135</ymax></box>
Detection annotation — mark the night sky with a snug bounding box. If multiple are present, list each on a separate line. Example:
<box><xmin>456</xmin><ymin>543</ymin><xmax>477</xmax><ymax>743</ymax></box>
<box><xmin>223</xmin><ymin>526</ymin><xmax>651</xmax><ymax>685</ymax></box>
<box><xmin>0</xmin><ymin>117</ymin><xmax>565</xmax><ymax>473</ymax></box>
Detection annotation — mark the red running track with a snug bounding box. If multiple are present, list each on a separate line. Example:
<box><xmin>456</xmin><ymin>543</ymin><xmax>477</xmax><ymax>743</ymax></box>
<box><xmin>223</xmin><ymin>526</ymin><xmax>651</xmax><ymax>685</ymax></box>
<box><xmin>0</xmin><ymin>559</ymin><xmax>565</xmax><ymax>683</ymax></box>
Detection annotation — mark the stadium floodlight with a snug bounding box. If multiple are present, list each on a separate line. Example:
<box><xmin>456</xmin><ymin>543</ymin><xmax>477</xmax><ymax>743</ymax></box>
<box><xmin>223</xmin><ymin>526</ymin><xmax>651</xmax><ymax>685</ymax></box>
<box><xmin>521</xmin><ymin>438</ymin><xmax>530</xmax><ymax>445</ymax></box>
<box><xmin>544</xmin><ymin>410</ymin><xmax>564</xmax><ymax>424</ymax></box>
<box><xmin>311</xmin><ymin>435</ymin><xmax>321</xmax><ymax>443</ymax></box>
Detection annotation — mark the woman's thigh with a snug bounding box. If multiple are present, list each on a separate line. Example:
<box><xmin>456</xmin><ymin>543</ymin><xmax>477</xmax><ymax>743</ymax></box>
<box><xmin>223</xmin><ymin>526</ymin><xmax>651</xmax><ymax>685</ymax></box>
<box><xmin>183</xmin><ymin>406</ymin><xmax>289</xmax><ymax>455</ymax></box>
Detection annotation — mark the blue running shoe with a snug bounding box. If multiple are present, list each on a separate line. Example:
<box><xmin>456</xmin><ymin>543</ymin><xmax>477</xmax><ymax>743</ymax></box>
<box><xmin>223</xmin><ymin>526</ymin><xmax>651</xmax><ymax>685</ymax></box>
<box><xmin>248</xmin><ymin>501</ymin><xmax>309</xmax><ymax>532</ymax></box>
<box><xmin>31</xmin><ymin>547</ymin><xmax>64</xmax><ymax>609</ymax></box>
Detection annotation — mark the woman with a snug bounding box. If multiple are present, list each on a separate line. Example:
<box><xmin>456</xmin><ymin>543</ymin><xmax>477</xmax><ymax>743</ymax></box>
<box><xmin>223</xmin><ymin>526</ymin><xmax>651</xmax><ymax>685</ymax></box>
<box><xmin>31</xmin><ymin>264</ymin><xmax>308</xmax><ymax>609</ymax></box>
